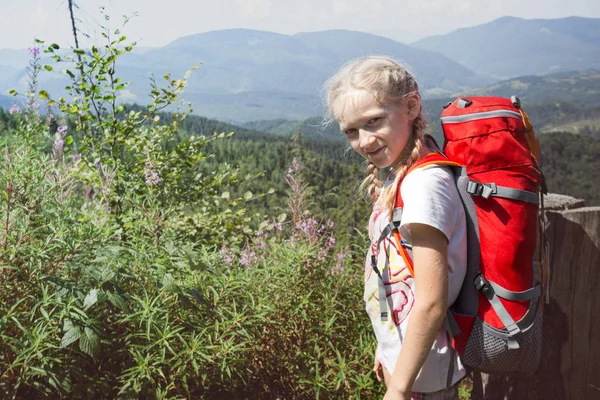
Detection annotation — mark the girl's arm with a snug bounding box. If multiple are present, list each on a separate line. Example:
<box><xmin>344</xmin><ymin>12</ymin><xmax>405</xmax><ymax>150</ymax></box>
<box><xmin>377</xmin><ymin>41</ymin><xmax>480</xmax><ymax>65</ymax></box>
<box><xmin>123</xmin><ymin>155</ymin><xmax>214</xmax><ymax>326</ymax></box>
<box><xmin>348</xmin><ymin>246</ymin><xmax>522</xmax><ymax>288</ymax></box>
<box><xmin>386</xmin><ymin>222</ymin><xmax>449</xmax><ymax>397</ymax></box>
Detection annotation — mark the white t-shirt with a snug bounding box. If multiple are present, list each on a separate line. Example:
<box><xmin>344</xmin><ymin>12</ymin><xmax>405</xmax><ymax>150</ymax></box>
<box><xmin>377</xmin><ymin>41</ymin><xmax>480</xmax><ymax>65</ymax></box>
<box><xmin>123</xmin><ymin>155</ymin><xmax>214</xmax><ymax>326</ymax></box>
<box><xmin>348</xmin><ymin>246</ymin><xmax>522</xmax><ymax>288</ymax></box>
<box><xmin>364</xmin><ymin>164</ymin><xmax>467</xmax><ymax>393</ymax></box>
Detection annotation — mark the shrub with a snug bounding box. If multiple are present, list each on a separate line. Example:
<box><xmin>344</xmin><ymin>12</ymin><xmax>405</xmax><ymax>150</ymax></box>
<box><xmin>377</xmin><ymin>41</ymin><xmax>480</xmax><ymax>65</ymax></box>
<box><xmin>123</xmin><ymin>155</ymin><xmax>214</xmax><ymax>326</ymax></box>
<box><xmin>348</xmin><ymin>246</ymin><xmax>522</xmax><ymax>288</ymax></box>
<box><xmin>0</xmin><ymin>14</ymin><xmax>384</xmax><ymax>399</ymax></box>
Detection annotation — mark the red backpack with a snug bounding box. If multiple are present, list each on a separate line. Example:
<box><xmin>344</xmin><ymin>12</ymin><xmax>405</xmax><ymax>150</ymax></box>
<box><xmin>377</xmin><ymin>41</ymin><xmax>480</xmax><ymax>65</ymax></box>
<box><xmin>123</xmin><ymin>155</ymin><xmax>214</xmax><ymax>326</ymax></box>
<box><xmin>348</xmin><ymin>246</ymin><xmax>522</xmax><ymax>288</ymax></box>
<box><xmin>374</xmin><ymin>96</ymin><xmax>546</xmax><ymax>376</ymax></box>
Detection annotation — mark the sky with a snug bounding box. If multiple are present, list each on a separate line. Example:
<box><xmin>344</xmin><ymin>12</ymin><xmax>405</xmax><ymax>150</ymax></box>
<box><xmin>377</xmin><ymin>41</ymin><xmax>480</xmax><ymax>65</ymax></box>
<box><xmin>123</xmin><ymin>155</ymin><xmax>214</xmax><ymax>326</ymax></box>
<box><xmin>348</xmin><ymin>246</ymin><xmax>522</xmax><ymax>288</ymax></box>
<box><xmin>1</xmin><ymin>0</ymin><xmax>600</xmax><ymax>50</ymax></box>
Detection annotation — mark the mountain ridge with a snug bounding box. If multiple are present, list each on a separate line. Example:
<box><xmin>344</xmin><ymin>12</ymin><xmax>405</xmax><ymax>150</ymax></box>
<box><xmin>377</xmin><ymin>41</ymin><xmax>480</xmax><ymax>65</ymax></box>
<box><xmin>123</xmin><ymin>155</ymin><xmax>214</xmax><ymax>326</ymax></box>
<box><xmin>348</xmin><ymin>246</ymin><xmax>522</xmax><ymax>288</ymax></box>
<box><xmin>413</xmin><ymin>16</ymin><xmax>600</xmax><ymax>79</ymax></box>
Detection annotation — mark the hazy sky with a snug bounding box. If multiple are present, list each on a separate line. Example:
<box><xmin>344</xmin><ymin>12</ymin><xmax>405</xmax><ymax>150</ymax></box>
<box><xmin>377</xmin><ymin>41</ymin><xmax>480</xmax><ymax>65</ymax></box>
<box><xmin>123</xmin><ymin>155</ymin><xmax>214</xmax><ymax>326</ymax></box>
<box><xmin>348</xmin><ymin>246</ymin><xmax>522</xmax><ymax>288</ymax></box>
<box><xmin>1</xmin><ymin>0</ymin><xmax>600</xmax><ymax>49</ymax></box>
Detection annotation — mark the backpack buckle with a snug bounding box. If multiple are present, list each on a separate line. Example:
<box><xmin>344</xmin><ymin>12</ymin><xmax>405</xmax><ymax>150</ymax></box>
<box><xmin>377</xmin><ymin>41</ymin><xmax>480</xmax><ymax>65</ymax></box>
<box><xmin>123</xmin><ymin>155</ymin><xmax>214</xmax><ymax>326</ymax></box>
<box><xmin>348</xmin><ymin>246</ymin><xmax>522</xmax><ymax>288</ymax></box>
<box><xmin>474</xmin><ymin>274</ymin><xmax>489</xmax><ymax>292</ymax></box>
<box><xmin>467</xmin><ymin>181</ymin><xmax>497</xmax><ymax>199</ymax></box>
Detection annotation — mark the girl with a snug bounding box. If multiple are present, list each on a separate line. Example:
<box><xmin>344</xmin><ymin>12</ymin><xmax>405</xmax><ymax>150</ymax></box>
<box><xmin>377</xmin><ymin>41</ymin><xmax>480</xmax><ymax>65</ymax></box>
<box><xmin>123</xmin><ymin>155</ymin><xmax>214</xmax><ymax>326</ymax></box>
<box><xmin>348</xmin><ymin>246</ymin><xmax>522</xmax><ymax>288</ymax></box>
<box><xmin>324</xmin><ymin>56</ymin><xmax>467</xmax><ymax>400</ymax></box>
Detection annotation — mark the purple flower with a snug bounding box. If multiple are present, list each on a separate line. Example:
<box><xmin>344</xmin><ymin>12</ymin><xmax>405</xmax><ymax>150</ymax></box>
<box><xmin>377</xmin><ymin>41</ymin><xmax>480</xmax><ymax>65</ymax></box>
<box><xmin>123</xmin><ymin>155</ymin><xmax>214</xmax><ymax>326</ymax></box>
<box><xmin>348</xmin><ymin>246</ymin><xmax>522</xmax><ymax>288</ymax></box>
<box><xmin>220</xmin><ymin>246</ymin><xmax>234</xmax><ymax>266</ymax></box>
<box><xmin>28</xmin><ymin>47</ymin><xmax>40</xmax><ymax>58</ymax></box>
<box><xmin>144</xmin><ymin>158</ymin><xmax>160</xmax><ymax>186</ymax></box>
<box><xmin>72</xmin><ymin>153</ymin><xmax>81</xmax><ymax>162</ymax></box>
<box><xmin>53</xmin><ymin>138</ymin><xmax>64</xmax><ymax>152</ymax></box>
<box><xmin>287</xmin><ymin>157</ymin><xmax>302</xmax><ymax>175</ymax></box>
<box><xmin>9</xmin><ymin>104</ymin><xmax>20</xmax><ymax>115</ymax></box>
<box><xmin>330</xmin><ymin>249</ymin><xmax>349</xmax><ymax>276</ymax></box>
<box><xmin>239</xmin><ymin>248</ymin><xmax>256</xmax><ymax>267</ymax></box>
<box><xmin>326</xmin><ymin>237</ymin><xmax>336</xmax><ymax>248</ymax></box>
<box><xmin>57</xmin><ymin>124</ymin><xmax>67</xmax><ymax>137</ymax></box>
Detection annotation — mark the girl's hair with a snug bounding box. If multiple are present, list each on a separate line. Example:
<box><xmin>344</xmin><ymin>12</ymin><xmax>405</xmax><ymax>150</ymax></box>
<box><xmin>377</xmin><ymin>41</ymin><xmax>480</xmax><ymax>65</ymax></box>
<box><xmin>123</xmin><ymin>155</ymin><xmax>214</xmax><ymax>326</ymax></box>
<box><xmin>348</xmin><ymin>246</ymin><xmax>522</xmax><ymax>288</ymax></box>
<box><xmin>324</xmin><ymin>56</ymin><xmax>428</xmax><ymax>212</ymax></box>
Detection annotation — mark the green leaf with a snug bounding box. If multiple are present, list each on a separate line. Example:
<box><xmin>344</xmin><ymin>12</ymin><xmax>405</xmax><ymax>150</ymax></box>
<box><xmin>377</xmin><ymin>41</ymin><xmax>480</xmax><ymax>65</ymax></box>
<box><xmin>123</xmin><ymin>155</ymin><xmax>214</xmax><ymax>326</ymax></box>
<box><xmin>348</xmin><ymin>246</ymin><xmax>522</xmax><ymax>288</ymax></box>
<box><xmin>107</xmin><ymin>292</ymin><xmax>127</xmax><ymax>312</ymax></box>
<box><xmin>8</xmin><ymin>89</ymin><xmax>17</xmax><ymax>96</ymax></box>
<box><xmin>79</xmin><ymin>327</ymin><xmax>99</xmax><ymax>357</ymax></box>
<box><xmin>64</xmin><ymin>135</ymin><xmax>73</xmax><ymax>145</ymax></box>
<box><xmin>243</xmin><ymin>191</ymin><xmax>253</xmax><ymax>201</ymax></box>
<box><xmin>187</xmin><ymin>288</ymin><xmax>207</xmax><ymax>305</ymax></box>
<box><xmin>277</xmin><ymin>213</ymin><xmax>287</xmax><ymax>223</ymax></box>
<box><xmin>83</xmin><ymin>289</ymin><xmax>98</xmax><ymax>309</ymax></box>
<box><xmin>44</xmin><ymin>65</ymin><xmax>53</xmax><ymax>71</ymax></box>
<box><xmin>38</xmin><ymin>90</ymin><xmax>49</xmax><ymax>99</ymax></box>
<box><xmin>50</xmin><ymin>43</ymin><xmax>60</xmax><ymax>50</ymax></box>
<box><xmin>63</xmin><ymin>319</ymin><xmax>75</xmax><ymax>331</ymax></box>
<box><xmin>221</xmin><ymin>192</ymin><xmax>230</xmax><ymax>199</ymax></box>
<box><xmin>267</xmin><ymin>188</ymin><xmax>275</xmax><ymax>194</ymax></box>
<box><xmin>162</xmin><ymin>274</ymin><xmax>178</xmax><ymax>292</ymax></box>
<box><xmin>60</xmin><ymin>326</ymin><xmax>81</xmax><ymax>348</ymax></box>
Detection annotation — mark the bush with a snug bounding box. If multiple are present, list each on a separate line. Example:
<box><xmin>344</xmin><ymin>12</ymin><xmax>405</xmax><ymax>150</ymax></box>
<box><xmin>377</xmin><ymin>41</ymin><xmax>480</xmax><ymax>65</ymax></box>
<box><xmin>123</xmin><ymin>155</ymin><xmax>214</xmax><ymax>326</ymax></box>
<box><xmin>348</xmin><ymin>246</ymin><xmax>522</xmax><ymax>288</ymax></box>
<box><xmin>0</xmin><ymin>16</ymin><xmax>384</xmax><ymax>399</ymax></box>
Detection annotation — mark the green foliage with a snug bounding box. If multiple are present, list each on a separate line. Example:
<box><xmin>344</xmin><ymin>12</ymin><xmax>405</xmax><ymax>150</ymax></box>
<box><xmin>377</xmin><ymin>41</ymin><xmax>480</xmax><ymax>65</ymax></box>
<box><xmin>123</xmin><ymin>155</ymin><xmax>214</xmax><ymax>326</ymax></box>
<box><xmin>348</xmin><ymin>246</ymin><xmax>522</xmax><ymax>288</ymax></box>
<box><xmin>539</xmin><ymin>132</ymin><xmax>600</xmax><ymax>205</ymax></box>
<box><xmin>0</xmin><ymin>14</ymin><xmax>383</xmax><ymax>399</ymax></box>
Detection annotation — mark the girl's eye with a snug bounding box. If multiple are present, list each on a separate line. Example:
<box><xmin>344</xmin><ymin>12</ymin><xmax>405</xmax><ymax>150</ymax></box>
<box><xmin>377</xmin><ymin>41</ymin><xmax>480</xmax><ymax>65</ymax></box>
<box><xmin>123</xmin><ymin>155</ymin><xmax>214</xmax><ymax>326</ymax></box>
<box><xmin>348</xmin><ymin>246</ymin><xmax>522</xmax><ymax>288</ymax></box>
<box><xmin>344</xmin><ymin>128</ymin><xmax>357</xmax><ymax>136</ymax></box>
<box><xmin>367</xmin><ymin>117</ymin><xmax>381</xmax><ymax>125</ymax></box>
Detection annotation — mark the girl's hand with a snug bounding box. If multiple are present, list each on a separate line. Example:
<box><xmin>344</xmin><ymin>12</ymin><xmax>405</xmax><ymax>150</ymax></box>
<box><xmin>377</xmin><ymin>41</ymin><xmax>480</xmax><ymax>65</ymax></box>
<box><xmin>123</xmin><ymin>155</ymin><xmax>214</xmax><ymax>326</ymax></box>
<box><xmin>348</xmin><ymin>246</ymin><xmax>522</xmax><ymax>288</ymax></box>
<box><xmin>383</xmin><ymin>388</ymin><xmax>411</xmax><ymax>400</ymax></box>
<box><xmin>373</xmin><ymin>357</ymin><xmax>383</xmax><ymax>382</ymax></box>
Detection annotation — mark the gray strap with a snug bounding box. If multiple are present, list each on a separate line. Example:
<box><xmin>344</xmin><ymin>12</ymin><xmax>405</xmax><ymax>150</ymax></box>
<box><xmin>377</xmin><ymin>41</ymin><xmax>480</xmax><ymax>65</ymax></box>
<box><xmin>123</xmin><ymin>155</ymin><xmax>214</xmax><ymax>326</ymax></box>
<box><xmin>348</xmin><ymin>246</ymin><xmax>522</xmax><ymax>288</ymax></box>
<box><xmin>456</xmin><ymin>98</ymin><xmax>472</xmax><ymax>108</ymax></box>
<box><xmin>392</xmin><ymin>207</ymin><xmax>403</xmax><ymax>223</ymax></box>
<box><xmin>442</xmin><ymin>317</ymin><xmax>456</xmax><ymax>388</ymax></box>
<box><xmin>474</xmin><ymin>274</ymin><xmax>521</xmax><ymax>343</ymax></box>
<box><xmin>447</xmin><ymin>345</ymin><xmax>455</xmax><ymax>388</ymax></box>
<box><xmin>445</xmin><ymin>311</ymin><xmax>462</xmax><ymax>337</ymax></box>
<box><xmin>494</xmin><ymin>185</ymin><xmax>539</xmax><ymax>204</ymax></box>
<box><xmin>376</xmin><ymin>222</ymin><xmax>396</xmax><ymax>252</ymax></box>
<box><xmin>467</xmin><ymin>181</ymin><xmax>539</xmax><ymax>204</ymax></box>
<box><xmin>378</xmin><ymin>243</ymin><xmax>391</xmax><ymax>321</ymax></box>
<box><xmin>488</xmin><ymin>281</ymin><xmax>541</xmax><ymax>302</ymax></box>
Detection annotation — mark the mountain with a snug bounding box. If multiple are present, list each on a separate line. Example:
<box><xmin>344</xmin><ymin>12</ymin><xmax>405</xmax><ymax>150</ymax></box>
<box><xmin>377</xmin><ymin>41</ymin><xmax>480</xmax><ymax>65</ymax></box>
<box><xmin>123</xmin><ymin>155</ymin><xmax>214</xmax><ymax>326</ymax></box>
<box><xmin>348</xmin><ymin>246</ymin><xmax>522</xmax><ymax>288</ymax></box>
<box><xmin>0</xmin><ymin>94</ymin><xmax>16</xmax><ymax>111</ymax></box>
<box><xmin>3</xmin><ymin>20</ymin><xmax>599</xmax><ymax>124</ymax></box>
<box><xmin>413</xmin><ymin>16</ymin><xmax>600</xmax><ymax>79</ymax></box>
<box><xmin>1</xmin><ymin>29</ymin><xmax>489</xmax><ymax>123</ymax></box>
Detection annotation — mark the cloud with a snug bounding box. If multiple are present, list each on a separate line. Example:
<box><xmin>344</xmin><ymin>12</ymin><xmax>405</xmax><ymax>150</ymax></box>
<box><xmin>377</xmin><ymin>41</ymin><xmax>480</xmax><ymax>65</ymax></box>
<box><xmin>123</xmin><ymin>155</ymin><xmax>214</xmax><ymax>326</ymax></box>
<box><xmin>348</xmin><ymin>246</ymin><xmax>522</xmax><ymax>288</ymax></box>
<box><xmin>28</xmin><ymin>2</ymin><xmax>49</xmax><ymax>29</ymax></box>
<box><xmin>238</xmin><ymin>0</ymin><xmax>272</xmax><ymax>19</ymax></box>
<box><xmin>332</xmin><ymin>0</ymin><xmax>382</xmax><ymax>17</ymax></box>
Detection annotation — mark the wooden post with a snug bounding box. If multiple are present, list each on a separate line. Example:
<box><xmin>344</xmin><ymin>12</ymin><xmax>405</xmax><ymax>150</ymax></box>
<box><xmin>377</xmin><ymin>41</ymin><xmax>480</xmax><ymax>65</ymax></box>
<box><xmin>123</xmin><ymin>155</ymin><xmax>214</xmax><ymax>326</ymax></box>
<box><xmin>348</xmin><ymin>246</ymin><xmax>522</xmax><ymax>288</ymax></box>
<box><xmin>472</xmin><ymin>195</ymin><xmax>600</xmax><ymax>400</ymax></box>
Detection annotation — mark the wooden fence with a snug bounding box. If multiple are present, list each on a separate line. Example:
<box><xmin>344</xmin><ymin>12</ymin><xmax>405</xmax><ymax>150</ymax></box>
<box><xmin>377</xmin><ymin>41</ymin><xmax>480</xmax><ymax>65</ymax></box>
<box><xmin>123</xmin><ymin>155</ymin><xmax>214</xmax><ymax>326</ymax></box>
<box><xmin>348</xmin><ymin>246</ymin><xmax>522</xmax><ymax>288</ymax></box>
<box><xmin>472</xmin><ymin>194</ymin><xmax>600</xmax><ymax>400</ymax></box>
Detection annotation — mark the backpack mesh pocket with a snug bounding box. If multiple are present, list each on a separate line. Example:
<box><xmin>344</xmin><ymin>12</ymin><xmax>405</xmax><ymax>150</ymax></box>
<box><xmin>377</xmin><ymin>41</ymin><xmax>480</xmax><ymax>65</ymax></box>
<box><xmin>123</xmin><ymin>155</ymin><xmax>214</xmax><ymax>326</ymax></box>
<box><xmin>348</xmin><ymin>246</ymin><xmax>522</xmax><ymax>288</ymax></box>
<box><xmin>462</xmin><ymin>307</ymin><xmax>542</xmax><ymax>374</ymax></box>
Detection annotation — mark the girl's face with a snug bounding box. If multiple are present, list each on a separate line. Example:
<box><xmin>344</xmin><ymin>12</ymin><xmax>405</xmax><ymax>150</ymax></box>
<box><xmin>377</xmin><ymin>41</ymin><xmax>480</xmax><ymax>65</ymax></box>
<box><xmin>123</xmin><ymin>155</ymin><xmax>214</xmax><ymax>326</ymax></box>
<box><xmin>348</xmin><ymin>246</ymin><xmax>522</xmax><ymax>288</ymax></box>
<box><xmin>337</xmin><ymin>90</ymin><xmax>419</xmax><ymax>169</ymax></box>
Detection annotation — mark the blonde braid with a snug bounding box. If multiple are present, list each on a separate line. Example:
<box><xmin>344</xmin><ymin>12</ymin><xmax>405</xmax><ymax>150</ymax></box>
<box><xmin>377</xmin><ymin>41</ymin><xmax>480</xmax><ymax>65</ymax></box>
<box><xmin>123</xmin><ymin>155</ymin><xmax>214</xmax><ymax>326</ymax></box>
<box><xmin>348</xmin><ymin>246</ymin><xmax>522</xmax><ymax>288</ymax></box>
<box><xmin>360</xmin><ymin>160</ymin><xmax>383</xmax><ymax>204</ymax></box>
<box><xmin>378</xmin><ymin>114</ymin><xmax>429</xmax><ymax>214</ymax></box>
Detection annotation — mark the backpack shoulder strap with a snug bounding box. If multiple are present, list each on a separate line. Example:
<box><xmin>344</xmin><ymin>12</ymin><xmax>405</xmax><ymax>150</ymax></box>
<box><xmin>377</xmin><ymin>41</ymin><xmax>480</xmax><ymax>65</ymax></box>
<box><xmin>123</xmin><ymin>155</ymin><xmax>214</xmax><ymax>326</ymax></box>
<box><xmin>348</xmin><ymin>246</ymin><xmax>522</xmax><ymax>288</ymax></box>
<box><xmin>395</xmin><ymin>152</ymin><xmax>461</xmax><ymax>208</ymax></box>
<box><xmin>383</xmin><ymin>152</ymin><xmax>461</xmax><ymax>279</ymax></box>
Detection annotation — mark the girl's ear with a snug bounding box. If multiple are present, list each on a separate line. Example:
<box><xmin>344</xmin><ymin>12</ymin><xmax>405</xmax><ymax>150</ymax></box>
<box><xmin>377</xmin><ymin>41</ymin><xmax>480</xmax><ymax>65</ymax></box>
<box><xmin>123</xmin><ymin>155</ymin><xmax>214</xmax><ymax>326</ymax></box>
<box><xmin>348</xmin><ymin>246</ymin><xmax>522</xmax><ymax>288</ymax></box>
<box><xmin>406</xmin><ymin>93</ymin><xmax>421</xmax><ymax>121</ymax></box>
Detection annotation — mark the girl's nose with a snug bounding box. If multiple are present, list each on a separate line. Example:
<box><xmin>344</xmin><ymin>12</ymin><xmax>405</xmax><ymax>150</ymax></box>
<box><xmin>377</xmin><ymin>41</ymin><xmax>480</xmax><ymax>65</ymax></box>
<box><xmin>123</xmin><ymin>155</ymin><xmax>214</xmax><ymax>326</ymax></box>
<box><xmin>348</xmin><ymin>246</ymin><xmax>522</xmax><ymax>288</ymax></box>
<box><xmin>359</xmin><ymin>129</ymin><xmax>376</xmax><ymax>150</ymax></box>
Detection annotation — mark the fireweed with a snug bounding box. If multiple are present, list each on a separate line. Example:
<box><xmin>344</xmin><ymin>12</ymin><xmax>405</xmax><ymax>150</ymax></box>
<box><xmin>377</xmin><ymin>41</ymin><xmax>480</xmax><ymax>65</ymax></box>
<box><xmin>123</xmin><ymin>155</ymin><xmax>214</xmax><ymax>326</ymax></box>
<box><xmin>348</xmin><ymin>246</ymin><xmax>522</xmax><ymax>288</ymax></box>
<box><xmin>0</xmin><ymin>17</ymin><xmax>383</xmax><ymax>400</ymax></box>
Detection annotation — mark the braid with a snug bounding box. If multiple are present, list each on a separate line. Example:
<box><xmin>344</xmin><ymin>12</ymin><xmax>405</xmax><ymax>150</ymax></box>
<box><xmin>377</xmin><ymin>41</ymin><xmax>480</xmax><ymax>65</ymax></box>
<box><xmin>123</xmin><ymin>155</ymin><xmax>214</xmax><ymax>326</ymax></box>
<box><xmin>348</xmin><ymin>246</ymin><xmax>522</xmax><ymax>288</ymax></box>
<box><xmin>378</xmin><ymin>112</ymin><xmax>429</xmax><ymax>214</ymax></box>
<box><xmin>360</xmin><ymin>160</ymin><xmax>383</xmax><ymax>204</ymax></box>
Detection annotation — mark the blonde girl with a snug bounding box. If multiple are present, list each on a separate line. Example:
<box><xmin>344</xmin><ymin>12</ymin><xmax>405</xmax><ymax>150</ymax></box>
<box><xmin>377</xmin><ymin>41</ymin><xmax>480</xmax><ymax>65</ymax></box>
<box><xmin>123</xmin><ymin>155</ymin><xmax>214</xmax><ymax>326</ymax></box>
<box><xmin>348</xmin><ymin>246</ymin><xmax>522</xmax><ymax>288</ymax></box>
<box><xmin>325</xmin><ymin>56</ymin><xmax>467</xmax><ymax>400</ymax></box>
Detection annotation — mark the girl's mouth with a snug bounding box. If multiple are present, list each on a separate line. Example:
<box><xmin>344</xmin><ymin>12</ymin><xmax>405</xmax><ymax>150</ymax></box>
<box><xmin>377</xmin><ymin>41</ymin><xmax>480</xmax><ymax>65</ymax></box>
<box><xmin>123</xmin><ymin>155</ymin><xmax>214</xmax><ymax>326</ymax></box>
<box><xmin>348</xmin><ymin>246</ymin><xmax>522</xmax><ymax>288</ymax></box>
<box><xmin>368</xmin><ymin>147</ymin><xmax>385</xmax><ymax>156</ymax></box>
